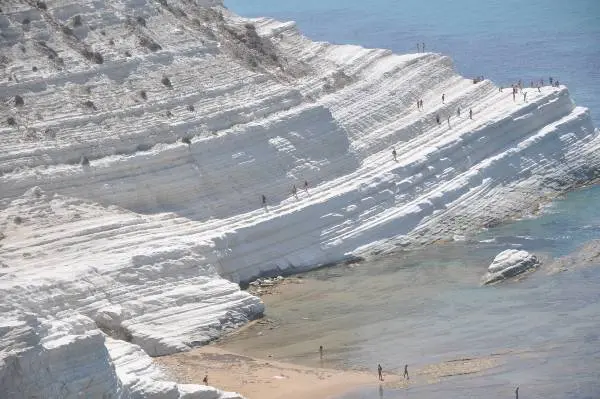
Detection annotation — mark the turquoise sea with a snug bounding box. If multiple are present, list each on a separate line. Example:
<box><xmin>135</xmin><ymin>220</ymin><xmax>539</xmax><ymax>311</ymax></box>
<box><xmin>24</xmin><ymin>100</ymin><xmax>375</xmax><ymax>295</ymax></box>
<box><xmin>222</xmin><ymin>1</ymin><xmax>600</xmax><ymax>398</ymax></box>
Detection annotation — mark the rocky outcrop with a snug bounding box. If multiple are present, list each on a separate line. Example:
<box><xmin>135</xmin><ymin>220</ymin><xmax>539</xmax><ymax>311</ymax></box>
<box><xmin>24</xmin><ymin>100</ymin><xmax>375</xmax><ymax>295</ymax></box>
<box><xmin>483</xmin><ymin>250</ymin><xmax>540</xmax><ymax>284</ymax></box>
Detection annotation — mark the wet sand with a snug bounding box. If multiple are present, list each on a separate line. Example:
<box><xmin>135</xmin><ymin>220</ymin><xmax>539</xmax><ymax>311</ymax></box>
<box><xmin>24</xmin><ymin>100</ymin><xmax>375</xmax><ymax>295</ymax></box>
<box><xmin>155</xmin><ymin>345</ymin><xmax>503</xmax><ymax>399</ymax></box>
<box><xmin>155</xmin><ymin>345</ymin><xmax>403</xmax><ymax>399</ymax></box>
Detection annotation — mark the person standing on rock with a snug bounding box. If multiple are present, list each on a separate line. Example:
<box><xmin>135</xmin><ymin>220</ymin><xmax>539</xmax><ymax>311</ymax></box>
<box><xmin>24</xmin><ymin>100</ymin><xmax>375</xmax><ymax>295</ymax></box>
<box><xmin>392</xmin><ymin>147</ymin><xmax>397</xmax><ymax>161</ymax></box>
<box><xmin>469</xmin><ymin>108</ymin><xmax>473</xmax><ymax>120</ymax></box>
<box><xmin>442</xmin><ymin>93</ymin><xmax>445</xmax><ymax>104</ymax></box>
<box><xmin>523</xmin><ymin>92</ymin><xmax>527</xmax><ymax>102</ymax></box>
<box><xmin>447</xmin><ymin>115</ymin><xmax>451</xmax><ymax>128</ymax></box>
<box><xmin>457</xmin><ymin>106</ymin><xmax>461</xmax><ymax>117</ymax></box>
<box><xmin>377</xmin><ymin>364</ymin><xmax>384</xmax><ymax>381</ymax></box>
<box><xmin>292</xmin><ymin>184</ymin><xmax>298</xmax><ymax>199</ymax></box>
<box><xmin>303</xmin><ymin>180</ymin><xmax>309</xmax><ymax>194</ymax></box>
<box><xmin>404</xmin><ymin>364</ymin><xmax>409</xmax><ymax>380</ymax></box>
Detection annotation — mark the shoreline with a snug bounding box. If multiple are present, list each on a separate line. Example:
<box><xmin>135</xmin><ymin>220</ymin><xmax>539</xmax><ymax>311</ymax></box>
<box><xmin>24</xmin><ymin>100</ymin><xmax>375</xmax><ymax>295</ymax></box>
<box><xmin>154</xmin><ymin>345</ymin><xmax>504</xmax><ymax>399</ymax></box>
<box><xmin>154</xmin><ymin>346</ymin><xmax>404</xmax><ymax>399</ymax></box>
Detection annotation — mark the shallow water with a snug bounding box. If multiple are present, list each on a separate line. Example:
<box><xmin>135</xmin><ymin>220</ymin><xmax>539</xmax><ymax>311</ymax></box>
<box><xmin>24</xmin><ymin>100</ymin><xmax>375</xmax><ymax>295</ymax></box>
<box><xmin>219</xmin><ymin>186</ymin><xmax>600</xmax><ymax>398</ymax></box>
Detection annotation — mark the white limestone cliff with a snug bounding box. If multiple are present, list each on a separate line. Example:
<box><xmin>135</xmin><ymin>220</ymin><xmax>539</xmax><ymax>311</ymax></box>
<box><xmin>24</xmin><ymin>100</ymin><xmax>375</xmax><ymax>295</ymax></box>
<box><xmin>1</xmin><ymin>0</ymin><xmax>599</xmax><ymax>397</ymax></box>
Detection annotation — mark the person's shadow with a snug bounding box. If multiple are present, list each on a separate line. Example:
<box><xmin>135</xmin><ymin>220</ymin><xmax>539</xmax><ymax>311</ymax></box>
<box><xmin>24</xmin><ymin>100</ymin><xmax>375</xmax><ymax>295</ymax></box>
<box><xmin>378</xmin><ymin>384</ymin><xmax>384</xmax><ymax>399</ymax></box>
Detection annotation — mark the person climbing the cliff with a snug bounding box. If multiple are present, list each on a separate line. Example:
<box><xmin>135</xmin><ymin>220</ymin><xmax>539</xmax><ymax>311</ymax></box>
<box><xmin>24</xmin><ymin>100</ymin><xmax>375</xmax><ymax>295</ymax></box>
<box><xmin>377</xmin><ymin>364</ymin><xmax>383</xmax><ymax>381</ymax></box>
<box><xmin>292</xmin><ymin>184</ymin><xmax>298</xmax><ymax>199</ymax></box>
<box><xmin>404</xmin><ymin>364</ymin><xmax>409</xmax><ymax>380</ymax></box>
<box><xmin>469</xmin><ymin>108</ymin><xmax>473</xmax><ymax>119</ymax></box>
<box><xmin>436</xmin><ymin>114</ymin><xmax>440</xmax><ymax>125</ymax></box>
<box><xmin>442</xmin><ymin>93</ymin><xmax>445</xmax><ymax>104</ymax></box>
<box><xmin>392</xmin><ymin>147</ymin><xmax>397</xmax><ymax>161</ymax></box>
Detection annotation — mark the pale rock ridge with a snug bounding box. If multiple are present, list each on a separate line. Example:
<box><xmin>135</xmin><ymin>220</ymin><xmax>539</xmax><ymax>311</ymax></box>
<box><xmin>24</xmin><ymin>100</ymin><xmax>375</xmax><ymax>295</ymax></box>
<box><xmin>1</xmin><ymin>0</ymin><xmax>600</xmax><ymax>398</ymax></box>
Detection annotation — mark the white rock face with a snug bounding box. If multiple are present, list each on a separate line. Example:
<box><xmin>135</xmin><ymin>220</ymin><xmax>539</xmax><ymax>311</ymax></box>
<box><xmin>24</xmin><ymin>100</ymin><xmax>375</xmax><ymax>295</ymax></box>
<box><xmin>483</xmin><ymin>249</ymin><xmax>540</xmax><ymax>284</ymax></box>
<box><xmin>0</xmin><ymin>313</ymin><xmax>123</xmax><ymax>398</ymax></box>
<box><xmin>1</xmin><ymin>0</ymin><xmax>599</xmax><ymax>397</ymax></box>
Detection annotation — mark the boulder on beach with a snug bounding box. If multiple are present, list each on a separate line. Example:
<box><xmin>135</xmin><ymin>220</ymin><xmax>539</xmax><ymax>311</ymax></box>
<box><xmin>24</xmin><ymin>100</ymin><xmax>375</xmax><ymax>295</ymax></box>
<box><xmin>483</xmin><ymin>249</ymin><xmax>540</xmax><ymax>284</ymax></box>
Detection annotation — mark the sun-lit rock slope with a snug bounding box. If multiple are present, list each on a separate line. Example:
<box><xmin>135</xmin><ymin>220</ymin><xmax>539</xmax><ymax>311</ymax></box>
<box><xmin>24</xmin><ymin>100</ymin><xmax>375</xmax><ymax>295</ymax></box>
<box><xmin>1</xmin><ymin>0</ymin><xmax>599</xmax><ymax>397</ymax></box>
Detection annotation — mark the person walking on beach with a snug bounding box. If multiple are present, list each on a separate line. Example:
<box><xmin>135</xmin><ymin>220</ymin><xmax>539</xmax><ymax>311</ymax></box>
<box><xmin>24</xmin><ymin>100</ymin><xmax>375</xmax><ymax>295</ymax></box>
<box><xmin>422</xmin><ymin>42</ymin><xmax>425</xmax><ymax>52</ymax></box>
<box><xmin>377</xmin><ymin>364</ymin><xmax>384</xmax><ymax>381</ymax></box>
<box><xmin>404</xmin><ymin>364</ymin><xmax>409</xmax><ymax>380</ymax></box>
<box><xmin>436</xmin><ymin>114</ymin><xmax>440</xmax><ymax>125</ymax></box>
<box><xmin>447</xmin><ymin>115</ymin><xmax>451</xmax><ymax>128</ymax></box>
<box><xmin>515</xmin><ymin>386</ymin><xmax>519</xmax><ymax>399</ymax></box>
<box><xmin>392</xmin><ymin>147</ymin><xmax>397</xmax><ymax>161</ymax></box>
<box><xmin>416</xmin><ymin>99</ymin><xmax>420</xmax><ymax>110</ymax></box>
<box><xmin>523</xmin><ymin>92</ymin><xmax>527</xmax><ymax>102</ymax></box>
<box><xmin>420</xmin><ymin>99</ymin><xmax>424</xmax><ymax>109</ymax></box>
<box><xmin>457</xmin><ymin>106</ymin><xmax>461</xmax><ymax>117</ymax></box>
<box><xmin>292</xmin><ymin>184</ymin><xmax>298</xmax><ymax>199</ymax></box>
<box><xmin>442</xmin><ymin>93</ymin><xmax>445</xmax><ymax>104</ymax></box>
<box><xmin>512</xmin><ymin>86</ymin><xmax>516</xmax><ymax>102</ymax></box>
<box><xmin>549</xmin><ymin>76</ymin><xmax>553</xmax><ymax>85</ymax></box>
<box><xmin>319</xmin><ymin>345</ymin><xmax>324</xmax><ymax>359</ymax></box>
<box><xmin>261</xmin><ymin>194</ymin><xmax>267</xmax><ymax>209</ymax></box>
<box><xmin>203</xmin><ymin>374</ymin><xmax>208</xmax><ymax>385</ymax></box>
<box><xmin>304</xmin><ymin>180</ymin><xmax>309</xmax><ymax>193</ymax></box>
<box><xmin>469</xmin><ymin>108</ymin><xmax>473</xmax><ymax>120</ymax></box>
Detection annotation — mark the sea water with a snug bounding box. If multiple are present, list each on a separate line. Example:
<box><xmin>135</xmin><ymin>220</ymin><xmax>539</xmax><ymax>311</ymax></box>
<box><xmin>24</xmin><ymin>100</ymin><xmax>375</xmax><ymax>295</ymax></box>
<box><xmin>221</xmin><ymin>1</ymin><xmax>600</xmax><ymax>397</ymax></box>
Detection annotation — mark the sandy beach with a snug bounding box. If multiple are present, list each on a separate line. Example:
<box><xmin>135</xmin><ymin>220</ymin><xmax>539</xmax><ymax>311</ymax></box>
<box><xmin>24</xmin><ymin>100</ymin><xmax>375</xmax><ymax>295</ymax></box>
<box><xmin>155</xmin><ymin>345</ymin><xmax>401</xmax><ymax>399</ymax></box>
<box><xmin>155</xmin><ymin>344</ymin><xmax>504</xmax><ymax>399</ymax></box>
